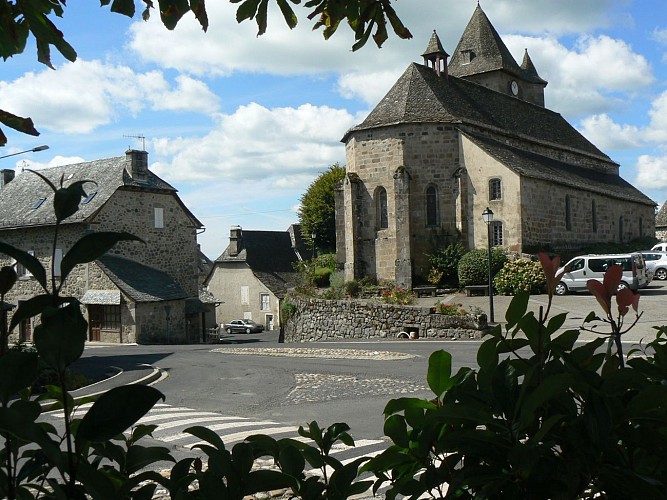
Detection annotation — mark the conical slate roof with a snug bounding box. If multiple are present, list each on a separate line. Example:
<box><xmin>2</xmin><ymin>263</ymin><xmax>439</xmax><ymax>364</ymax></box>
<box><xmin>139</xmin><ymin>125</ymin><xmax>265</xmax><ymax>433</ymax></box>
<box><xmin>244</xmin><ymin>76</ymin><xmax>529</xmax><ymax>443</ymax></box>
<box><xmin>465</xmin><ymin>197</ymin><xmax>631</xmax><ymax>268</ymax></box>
<box><xmin>656</xmin><ymin>202</ymin><xmax>667</xmax><ymax>229</ymax></box>
<box><xmin>448</xmin><ymin>4</ymin><xmax>523</xmax><ymax>79</ymax></box>
<box><xmin>343</xmin><ymin>63</ymin><xmax>608</xmax><ymax>161</ymax></box>
<box><xmin>422</xmin><ymin>30</ymin><xmax>448</xmax><ymax>57</ymax></box>
<box><xmin>521</xmin><ymin>49</ymin><xmax>547</xmax><ymax>84</ymax></box>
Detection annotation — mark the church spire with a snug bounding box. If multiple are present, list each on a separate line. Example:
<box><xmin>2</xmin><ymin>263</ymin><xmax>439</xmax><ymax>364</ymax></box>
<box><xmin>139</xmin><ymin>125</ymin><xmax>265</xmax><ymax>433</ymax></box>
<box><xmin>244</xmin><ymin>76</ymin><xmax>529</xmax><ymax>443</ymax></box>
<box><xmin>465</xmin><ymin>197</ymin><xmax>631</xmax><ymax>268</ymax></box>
<box><xmin>421</xmin><ymin>30</ymin><xmax>449</xmax><ymax>77</ymax></box>
<box><xmin>521</xmin><ymin>48</ymin><xmax>547</xmax><ymax>84</ymax></box>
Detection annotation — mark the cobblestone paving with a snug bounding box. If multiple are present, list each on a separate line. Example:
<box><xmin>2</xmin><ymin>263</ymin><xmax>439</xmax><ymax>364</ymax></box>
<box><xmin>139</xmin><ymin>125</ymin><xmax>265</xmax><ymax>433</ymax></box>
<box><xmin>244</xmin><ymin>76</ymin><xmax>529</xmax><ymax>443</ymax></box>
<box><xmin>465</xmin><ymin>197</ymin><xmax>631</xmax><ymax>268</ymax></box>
<box><xmin>285</xmin><ymin>373</ymin><xmax>428</xmax><ymax>404</ymax></box>
<box><xmin>211</xmin><ymin>347</ymin><xmax>418</xmax><ymax>361</ymax></box>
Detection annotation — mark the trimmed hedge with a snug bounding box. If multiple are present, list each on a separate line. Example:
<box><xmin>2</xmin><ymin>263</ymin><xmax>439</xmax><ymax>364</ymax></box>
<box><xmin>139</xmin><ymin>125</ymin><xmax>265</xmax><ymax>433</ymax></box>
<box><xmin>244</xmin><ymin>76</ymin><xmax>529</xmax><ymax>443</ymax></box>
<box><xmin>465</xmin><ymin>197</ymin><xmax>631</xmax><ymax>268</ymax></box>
<box><xmin>458</xmin><ymin>248</ymin><xmax>507</xmax><ymax>287</ymax></box>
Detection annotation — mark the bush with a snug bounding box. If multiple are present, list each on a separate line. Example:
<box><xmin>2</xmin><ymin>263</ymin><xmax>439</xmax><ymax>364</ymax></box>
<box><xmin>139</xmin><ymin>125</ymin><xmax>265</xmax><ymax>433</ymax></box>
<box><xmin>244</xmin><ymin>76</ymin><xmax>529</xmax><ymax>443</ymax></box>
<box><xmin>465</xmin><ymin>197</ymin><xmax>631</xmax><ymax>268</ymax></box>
<box><xmin>494</xmin><ymin>258</ymin><xmax>546</xmax><ymax>295</ymax></box>
<box><xmin>379</xmin><ymin>283</ymin><xmax>414</xmax><ymax>305</ymax></box>
<box><xmin>434</xmin><ymin>302</ymin><xmax>468</xmax><ymax>316</ymax></box>
<box><xmin>458</xmin><ymin>247</ymin><xmax>507</xmax><ymax>287</ymax></box>
<box><xmin>427</xmin><ymin>241</ymin><xmax>467</xmax><ymax>286</ymax></box>
<box><xmin>344</xmin><ymin>280</ymin><xmax>360</xmax><ymax>297</ymax></box>
<box><xmin>313</xmin><ymin>267</ymin><xmax>332</xmax><ymax>287</ymax></box>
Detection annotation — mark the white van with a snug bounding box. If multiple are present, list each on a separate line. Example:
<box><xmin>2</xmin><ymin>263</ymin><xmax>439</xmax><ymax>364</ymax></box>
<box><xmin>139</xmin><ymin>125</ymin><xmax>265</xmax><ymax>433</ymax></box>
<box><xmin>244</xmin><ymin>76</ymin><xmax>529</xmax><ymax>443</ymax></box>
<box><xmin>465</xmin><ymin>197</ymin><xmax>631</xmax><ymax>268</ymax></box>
<box><xmin>555</xmin><ymin>253</ymin><xmax>649</xmax><ymax>296</ymax></box>
<box><xmin>651</xmin><ymin>242</ymin><xmax>667</xmax><ymax>252</ymax></box>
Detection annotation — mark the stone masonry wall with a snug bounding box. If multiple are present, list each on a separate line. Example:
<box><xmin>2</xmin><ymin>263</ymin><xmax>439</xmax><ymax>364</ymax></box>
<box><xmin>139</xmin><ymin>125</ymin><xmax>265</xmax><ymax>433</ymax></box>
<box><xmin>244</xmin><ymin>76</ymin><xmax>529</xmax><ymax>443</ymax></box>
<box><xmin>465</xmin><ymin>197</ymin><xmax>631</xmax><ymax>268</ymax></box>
<box><xmin>284</xmin><ymin>297</ymin><xmax>487</xmax><ymax>342</ymax></box>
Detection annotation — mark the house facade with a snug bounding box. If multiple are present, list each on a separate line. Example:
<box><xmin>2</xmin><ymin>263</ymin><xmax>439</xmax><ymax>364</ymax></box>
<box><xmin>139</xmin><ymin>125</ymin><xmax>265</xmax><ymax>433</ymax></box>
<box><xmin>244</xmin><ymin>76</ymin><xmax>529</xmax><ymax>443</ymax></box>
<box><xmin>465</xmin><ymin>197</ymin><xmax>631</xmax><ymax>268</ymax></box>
<box><xmin>0</xmin><ymin>149</ymin><xmax>205</xmax><ymax>344</ymax></box>
<box><xmin>205</xmin><ymin>225</ymin><xmax>305</xmax><ymax>331</ymax></box>
<box><xmin>336</xmin><ymin>5</ymin><xmax>656</xmax><ymax>289</ymax></box>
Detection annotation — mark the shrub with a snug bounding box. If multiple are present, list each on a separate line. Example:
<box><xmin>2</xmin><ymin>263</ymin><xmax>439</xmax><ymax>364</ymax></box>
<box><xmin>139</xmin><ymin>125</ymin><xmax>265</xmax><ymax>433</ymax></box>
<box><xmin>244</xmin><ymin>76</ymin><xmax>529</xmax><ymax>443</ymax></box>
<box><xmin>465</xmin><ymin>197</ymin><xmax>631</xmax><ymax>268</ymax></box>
<box><xmin>280</xmin><ymin>299</ymin><xmax>297</xmax><ymax>322</ymax></box>
<box><xmin>428</xmin><ymin>241</ymin><xmax>467</xmax><ymax>286</ymax></box>
<box><xmin>458</xmin><ymin>247</ymin><xmax>507</xmax><ymax>287</ymax></box>
<box><xmin>344</xmin><ymin>280</ymin><xmax>360</xmax><ymax>297</ymax></box>
<box><xmin>494</xmin><ymin>258</ymin><xmax>546</xmax><ymax>295</ymax></box>
<box><xmin>313</xmin><ymin>266</ymin><xmax>332</xmax><ymax>287</ymax></box>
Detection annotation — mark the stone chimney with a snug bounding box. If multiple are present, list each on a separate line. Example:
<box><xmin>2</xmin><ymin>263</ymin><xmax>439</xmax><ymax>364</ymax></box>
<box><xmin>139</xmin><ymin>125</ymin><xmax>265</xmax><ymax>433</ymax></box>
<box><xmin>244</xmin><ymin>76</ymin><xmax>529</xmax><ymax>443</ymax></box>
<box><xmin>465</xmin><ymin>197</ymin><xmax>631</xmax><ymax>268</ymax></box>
<box><xmin>0</xmin><ymin>169</ymin><xmax>15</xmax><ymax>190</ymax></box>
<box><xmin>125</xmin><ymin>149</ymin><xmax>148</xmax><ymax>181</ymax></box>
<box><xmin>229</xmin><ymin>225</ymin><xmax>243</xmax><ymax>256</ymax></box>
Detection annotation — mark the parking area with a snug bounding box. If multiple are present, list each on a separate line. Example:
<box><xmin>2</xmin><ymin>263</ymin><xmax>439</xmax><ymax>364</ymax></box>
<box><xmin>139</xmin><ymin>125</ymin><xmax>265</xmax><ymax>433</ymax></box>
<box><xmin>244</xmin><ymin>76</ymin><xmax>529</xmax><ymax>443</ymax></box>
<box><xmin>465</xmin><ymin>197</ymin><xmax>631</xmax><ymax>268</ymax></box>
<box><xmin>424</xmin><ymin>281</ymin><xmax>667</xmax><ymax>343</ymax></box>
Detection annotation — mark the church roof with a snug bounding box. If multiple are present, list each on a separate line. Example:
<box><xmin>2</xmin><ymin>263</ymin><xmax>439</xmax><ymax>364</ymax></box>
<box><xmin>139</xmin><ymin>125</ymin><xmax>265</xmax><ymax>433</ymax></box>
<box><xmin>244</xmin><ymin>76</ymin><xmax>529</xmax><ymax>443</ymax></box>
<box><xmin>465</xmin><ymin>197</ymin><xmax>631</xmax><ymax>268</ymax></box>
<box><xmin>521</xmin><ymin>49</ymin><xmax>547</xmax><ymax>84</ymax></box>
<box><xmin>344</xmin><ymin>63</ymin><xmax>608</xmax><ymax>161</ymax></box>
<box><xmin>463</xmin><ymin>130</ymin><xmax>655</xmax><ymax>206</ymax></box>
<box><xmin>422</xmin><ymin>30</ymin><xmax>448</xmax><ymax>57</ymax></box>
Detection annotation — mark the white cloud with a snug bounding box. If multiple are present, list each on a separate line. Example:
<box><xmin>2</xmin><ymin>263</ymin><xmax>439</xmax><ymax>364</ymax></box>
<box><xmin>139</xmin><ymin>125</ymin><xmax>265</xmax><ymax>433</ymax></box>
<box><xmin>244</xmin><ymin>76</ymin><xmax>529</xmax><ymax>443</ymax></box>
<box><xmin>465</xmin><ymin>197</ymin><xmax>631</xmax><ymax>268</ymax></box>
<box><xmin>336</xmin><ymin>70</ymin><xmax>401</xmax><ymax>106</ymax></box>
<box><xmin>0</xmin><ymin>60</ymin><xmax>219</xmax><ymax>134</ymax></box>
<box><xmin>150</xmin><ymin>102</ymin><xmax>354</xmax><ymax>183</ymax></box>
<box><xmin>503</xmin><ymin>34</ymin><xmax>653</xmax><ymax>118</ymax></box>
<box><xmin>635</xmin><ymin>154</ymin><xmax>667</xmax><ymax>190</ymax></box>
<box><xmin>645</xmin><ymin>90</ymin><xmax>667</xmax><ymax>142</ymax></box>
<box><xmin>578</xmin><ymin>114</ymin><xmax>643</xmax><ymax>150</ymax></box>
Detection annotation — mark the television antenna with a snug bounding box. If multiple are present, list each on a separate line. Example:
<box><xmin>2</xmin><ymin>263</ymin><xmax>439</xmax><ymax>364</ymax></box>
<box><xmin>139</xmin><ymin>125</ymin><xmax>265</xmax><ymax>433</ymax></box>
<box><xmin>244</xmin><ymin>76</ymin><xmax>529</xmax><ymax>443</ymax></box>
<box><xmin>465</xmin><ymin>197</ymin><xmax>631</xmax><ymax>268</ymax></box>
<box><xmin>123</xmin><ymin>134</ymin><xmax>146</xmax><ymax>151</ymax></box>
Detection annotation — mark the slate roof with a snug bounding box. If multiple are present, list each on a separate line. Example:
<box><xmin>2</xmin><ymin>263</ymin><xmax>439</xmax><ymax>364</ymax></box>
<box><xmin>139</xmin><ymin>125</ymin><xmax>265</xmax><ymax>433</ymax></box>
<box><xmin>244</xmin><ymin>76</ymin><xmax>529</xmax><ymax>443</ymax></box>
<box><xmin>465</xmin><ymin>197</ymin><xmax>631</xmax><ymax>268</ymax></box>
<box><xmin>344</xmin><ymin>62</ymin><xmax>608</xmax><ymax>161</ymax></box>
<box><xmin>0</xmin><ymin>153</ymin><xmax>202</xmax><ymax>229</ymax></box>
<box><xmin>462</xmin><ymin>130</ymin><xmax>655</xmax><ymax>206</ymax></box>
<box><xmin>422</xmin><ymin>30</ymin><xmax>448</xmax><ymax>57</ymax></box>
<box><xmin>215</xmin><ymin>229</ymin><xmax>301</xmax><ymax>298</ymax></box>
<box><xmin>96</xmin><ymin>254</ymin><xmax>188</xmax><ymax>303</ymax></box>
<box><xmin>656</xmin><ymin>202</ymin><xmax>667</xmax><ymax>229</ymax></box>
<box><xmin>448</xmin><ymin>4</ymin><xmax>545</xmax><ymax>85</ymax></box>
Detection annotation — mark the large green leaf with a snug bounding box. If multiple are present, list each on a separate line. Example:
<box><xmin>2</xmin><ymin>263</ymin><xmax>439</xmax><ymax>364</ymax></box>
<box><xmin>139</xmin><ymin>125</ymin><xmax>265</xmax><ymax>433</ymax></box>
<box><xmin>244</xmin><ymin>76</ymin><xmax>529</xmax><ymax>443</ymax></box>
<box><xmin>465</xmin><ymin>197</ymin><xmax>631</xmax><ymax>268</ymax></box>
<box><xmin>60</xmin><ymin>231</ymin><xmax>144</xmax><ymax>283</ymax></box>
<box><xmin>0</xmin><ymin>109</ymin><xmax>40</xmax><ymax>137</ymax></box>
<box><xmin>505</xmin><ymin>291</ymin><xmax>529</xmax><ymax>329</ymax></box>
<box><xmin>0</xmin><ymin>350</ymin><xmax>39</xmax><ymax>404</ymax></box>
<box><xmin>184</xmin><ymin>425</ymin><xmax>227</xmax><ymax>451</ymax></box>
<box><xmin>0</xmin><ymin>241</ymin><xmax>47</xmax><ymax>292</ymax></box>
<box><xmin>427</xmin><ymin>350</ymin><xmax>453</xmax><ymax>398</ymax></box>
<box><xmin>34</xmin><ymin>301</ymin><xmax>87</xmax><ymax>371</ymax></box>
<box><xmin>126</xmin><ymin>445</ymin><xmax>175</xmax><ymax>474</ymax></box>
<box><xmin>244</xmin><ymin>469</ymin><xmax>294</xmax><ymax>495</ymax></box>
<box><xmin>384</xmin><ymin>415</ymin><xmax>409</xmax><ymax>448</ymax></box>
<box><xmin>383</xmin><ymin>397</ymin><xmax>436</xmax><ymax>417</ymax></box>
<box><xmin>53</xmin><ymin>181</ymin><xmax>91</xmax><ymax>222</ymax></box>
<box><xmin>278</xmin><ymin>444</ymin><xmax>305</xmax><ymax>477</ymax></box>
<box><xmin>0</xmin><ymin>265</ymin><xmax>17</xmax><ymax>294</ymax></box>
<box><xmin>76</xmin><ymin>385</ymin><xmax>165</xmax><ymax>443</ymax></box>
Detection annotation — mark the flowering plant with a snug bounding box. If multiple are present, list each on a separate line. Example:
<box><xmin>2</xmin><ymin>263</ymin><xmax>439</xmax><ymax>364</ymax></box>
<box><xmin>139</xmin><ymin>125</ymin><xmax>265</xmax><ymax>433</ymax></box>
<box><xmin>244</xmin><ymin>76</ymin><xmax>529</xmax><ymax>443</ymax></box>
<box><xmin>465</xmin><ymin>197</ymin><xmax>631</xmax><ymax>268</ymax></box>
<box><xmin>380</xmin><ymin>284</ymin><xmax>414</xmax><ymax>305</ymax></box>
<box><xmin>435</xmin><ymin>302</ymin><xmax>468</xmax><ymax>316</ymax></box>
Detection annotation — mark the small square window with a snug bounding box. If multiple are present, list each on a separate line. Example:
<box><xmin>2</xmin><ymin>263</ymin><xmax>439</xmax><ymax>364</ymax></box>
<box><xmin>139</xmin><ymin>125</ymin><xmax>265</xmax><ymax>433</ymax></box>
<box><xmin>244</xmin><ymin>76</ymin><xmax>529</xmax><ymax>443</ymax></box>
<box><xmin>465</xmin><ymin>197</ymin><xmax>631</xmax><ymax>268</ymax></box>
<box><xmin>154</xmin><ymin>207</ymin><xmax>164</xmax><ymax>228</ymax></box>
<box><xmin>32</xmin><ymin>197</ymin><xmax>46</xmax><ymax>209</ymax></box>
<box><xmin>82</xmin><ymin>192</ymin><xmax>97</xmax><ymax>204</ymax></box>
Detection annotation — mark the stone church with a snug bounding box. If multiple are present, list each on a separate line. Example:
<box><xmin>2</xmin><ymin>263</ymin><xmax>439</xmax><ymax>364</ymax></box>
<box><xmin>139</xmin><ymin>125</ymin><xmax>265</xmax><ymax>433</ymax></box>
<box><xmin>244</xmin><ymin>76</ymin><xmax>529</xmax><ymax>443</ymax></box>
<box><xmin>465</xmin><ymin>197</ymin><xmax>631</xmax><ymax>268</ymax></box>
<box><xmin>335</xmin><ymin>5</ymin><xmax>656</xmax><ymax>289</ymax></box>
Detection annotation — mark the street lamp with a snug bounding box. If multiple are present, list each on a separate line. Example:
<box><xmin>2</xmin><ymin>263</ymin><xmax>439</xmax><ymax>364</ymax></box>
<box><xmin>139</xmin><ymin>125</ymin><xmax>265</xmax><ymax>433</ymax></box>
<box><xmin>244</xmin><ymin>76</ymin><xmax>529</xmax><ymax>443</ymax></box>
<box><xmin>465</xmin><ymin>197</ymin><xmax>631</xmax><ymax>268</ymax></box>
<box><xmin>482</xmin><ymin>207</ymin><xmax>495</xmax><ymax>323</ymax></box>
<box><xmin>311</xmin><ymin>232</ymin><xmax>316</xmax><ymax>260</ymax></box>
<box><xmin>0</xmin><ymin>145</ymin><xmax>49</xmax><ymax>160</ymax></box>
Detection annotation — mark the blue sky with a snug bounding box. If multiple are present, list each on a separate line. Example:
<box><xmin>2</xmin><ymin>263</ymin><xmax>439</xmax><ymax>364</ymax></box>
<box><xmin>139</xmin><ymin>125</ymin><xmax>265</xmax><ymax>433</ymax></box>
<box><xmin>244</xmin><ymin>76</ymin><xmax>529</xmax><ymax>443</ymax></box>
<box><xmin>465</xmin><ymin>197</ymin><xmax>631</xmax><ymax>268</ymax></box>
<box><xmin>2</xmin><ymin>0</ymin><xmax>667</xmax><ymax>258</ymax></box>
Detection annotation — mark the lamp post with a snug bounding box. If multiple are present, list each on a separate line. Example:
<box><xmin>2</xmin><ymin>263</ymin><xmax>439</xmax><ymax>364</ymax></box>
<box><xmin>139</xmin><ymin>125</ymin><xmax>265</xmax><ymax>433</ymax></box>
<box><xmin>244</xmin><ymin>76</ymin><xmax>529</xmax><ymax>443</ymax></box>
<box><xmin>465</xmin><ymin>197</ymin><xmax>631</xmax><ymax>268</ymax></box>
<box><xmin>482</xmin><ymin>207</ymin><xmax>495</xmax><ymax>323</ymax></box>
<box><xmin>311</xmin><ymin>232</ymin><xmax>316</xmax><ymax>260</ymax></box>
<box><xmin>0</xmin><ymin>145</ymin><xmax>49</xmax><ymax>160</ymax></box>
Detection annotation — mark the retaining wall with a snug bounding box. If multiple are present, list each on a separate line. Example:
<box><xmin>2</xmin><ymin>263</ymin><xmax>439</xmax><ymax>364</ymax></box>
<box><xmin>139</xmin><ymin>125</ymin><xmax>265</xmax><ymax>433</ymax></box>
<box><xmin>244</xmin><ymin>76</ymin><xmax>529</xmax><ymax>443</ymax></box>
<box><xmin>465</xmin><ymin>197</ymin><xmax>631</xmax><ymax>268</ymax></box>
<box><xmin>283</xmin><ymin>297</ymin><xmax>488</xmax><ymax>342</ymax></box>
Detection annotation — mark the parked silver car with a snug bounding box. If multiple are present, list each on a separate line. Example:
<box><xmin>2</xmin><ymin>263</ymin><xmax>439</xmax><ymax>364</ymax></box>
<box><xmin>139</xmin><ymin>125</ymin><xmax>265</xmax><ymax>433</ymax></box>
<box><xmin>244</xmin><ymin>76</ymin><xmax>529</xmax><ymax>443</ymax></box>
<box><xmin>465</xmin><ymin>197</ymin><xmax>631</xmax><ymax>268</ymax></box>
<box><xmin>641</xmin><ymin>251</ymin><xmax>667</xmax><ymax>281</ymax></box>
<box><xmin>224</xmin><ymin>319</ymin><xmax>264</xmax><ymax>334</ymax></box>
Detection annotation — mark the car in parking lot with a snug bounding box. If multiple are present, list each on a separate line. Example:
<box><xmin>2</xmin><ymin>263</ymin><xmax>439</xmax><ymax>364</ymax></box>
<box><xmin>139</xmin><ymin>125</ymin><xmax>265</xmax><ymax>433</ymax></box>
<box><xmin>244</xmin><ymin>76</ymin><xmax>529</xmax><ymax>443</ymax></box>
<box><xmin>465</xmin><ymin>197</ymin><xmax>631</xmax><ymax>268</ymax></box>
<box><xmin>223</xmin><ymin>319</ymin><xmax>264</xmax><ymax>334</ymax></box>
<box><xmin>641</xmin><ymin>251</ymin><xmax>667</xmax><ymax>281</ymax></box>
<box><xmin>555</xmin><ymin>252</ymin><xmax>649</xmax><ymax>295</ymax></box>
<box><xmin>651</xmin><ymin>242</ymin><xmax>667</xmax><ymax>252</ymax></box>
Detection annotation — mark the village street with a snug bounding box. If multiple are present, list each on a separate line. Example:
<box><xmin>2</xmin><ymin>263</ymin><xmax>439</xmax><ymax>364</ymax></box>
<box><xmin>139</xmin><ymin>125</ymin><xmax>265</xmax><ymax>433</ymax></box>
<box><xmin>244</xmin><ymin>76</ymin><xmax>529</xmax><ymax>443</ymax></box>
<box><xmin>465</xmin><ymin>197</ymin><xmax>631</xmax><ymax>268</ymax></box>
<box><xmin>62</xmin><ymin>281</ymin><xmax>667</xmax><ymax>468</ymax></box>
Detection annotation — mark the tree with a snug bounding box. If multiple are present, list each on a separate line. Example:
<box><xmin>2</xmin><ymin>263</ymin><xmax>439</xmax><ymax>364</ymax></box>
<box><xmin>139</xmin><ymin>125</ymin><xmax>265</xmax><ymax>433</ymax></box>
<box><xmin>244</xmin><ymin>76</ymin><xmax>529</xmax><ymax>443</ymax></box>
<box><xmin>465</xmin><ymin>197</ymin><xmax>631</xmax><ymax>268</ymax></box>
<box><xmin>298</xmin><ymin>163</ymin><xmax>345</xmax><ymax>255</ymax></box>
<box><xmin>0</xmin><ymin>0</ymin><xmax>411</xmax><ymax>146</ymax></box>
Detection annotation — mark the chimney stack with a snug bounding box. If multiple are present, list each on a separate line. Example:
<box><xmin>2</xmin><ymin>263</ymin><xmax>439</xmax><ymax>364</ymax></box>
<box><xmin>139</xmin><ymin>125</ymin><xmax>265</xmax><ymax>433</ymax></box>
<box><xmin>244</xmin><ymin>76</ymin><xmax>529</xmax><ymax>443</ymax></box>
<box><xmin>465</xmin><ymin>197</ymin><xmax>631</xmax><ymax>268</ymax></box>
<box><xmin>229</xmin><ymin>225</ymin><xmax>243</xmax><ymax>256</ymax></box>
<box><xmin>125</xmin><ymin>149</ymin><xmax>148</xmax><ymax>181</ymax></box>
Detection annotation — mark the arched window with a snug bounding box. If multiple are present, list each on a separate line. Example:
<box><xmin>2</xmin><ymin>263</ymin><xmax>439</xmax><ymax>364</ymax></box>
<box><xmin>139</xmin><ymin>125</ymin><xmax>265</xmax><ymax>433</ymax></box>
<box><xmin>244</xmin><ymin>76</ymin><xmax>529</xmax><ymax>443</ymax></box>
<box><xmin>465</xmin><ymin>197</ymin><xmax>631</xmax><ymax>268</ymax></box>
<box><xmin>489</xmin><ymin>178</ymin><xmax>502</xmax><ymax>201</ymax></box>
<box><xmin>426</xmin><ymin>185</ymin><xmax>438</xmax><ymax>226</ymax></box>
<box><xmin>565</xmin><ymin>195</ymin><xmax>572</xmax><ymax>231</ymax></box>
<box><xmin>376</xmin><ymin>187</ymin><xmax>388</xmax><ymax>229</ymax></box>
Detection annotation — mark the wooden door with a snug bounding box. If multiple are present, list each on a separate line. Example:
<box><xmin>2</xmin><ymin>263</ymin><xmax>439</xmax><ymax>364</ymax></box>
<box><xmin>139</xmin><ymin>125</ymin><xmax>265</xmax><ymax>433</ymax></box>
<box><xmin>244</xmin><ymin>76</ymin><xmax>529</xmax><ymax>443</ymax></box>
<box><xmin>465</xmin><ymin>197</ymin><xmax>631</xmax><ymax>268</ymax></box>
<box><xmin>88</xmin><ymin>305</ymin><xmax>102</xmax><ymax>342</ymax></box>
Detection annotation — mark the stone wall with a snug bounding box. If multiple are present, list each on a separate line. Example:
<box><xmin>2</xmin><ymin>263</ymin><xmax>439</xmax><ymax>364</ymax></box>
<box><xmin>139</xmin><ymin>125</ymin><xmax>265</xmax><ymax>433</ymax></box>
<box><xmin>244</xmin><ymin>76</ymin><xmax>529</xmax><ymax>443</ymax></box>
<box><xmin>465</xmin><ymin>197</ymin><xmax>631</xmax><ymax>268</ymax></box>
<box><xmin>283</xmin><ymin>297</ymin><xmax>487</xmax><ymax>342</ymax></box>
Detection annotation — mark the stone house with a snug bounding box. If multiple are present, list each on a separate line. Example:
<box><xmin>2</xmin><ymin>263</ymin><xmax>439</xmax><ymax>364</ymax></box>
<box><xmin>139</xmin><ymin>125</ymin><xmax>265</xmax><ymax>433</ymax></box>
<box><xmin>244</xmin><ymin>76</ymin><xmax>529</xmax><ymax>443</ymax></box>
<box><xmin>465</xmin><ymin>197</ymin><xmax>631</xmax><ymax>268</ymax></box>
<box><xmin>335</xmin><ymin>5</ymin><xmax>656</xmax><ymax>289</ymax></box>
<box><xmin>205</xmin><ymin>225</ymin><xmax>306</xmax><ymax>331</ymax></box>
<box><xmin>0</xmin><ymin>149</ymin><xmax>205</xmax><ymax>344</ymax></box>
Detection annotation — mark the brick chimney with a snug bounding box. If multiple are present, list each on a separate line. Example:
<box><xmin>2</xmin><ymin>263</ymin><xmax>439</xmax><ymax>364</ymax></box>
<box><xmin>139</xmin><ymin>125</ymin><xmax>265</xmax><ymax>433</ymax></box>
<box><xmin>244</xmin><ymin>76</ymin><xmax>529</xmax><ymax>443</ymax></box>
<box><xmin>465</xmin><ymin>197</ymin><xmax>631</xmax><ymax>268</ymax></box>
<box><xmin>0</xmin><ymin>169</ymin><xmax>15</xmax><ymax>190</ymax></box>
<box><xmin>229</xmin><ymin>225</ymin><xmax>243</xmax><ymax>256</ymax></box>
<box><xmin>125</xmin><ymin>149</ymin><xmax>148</xmax><ymax>181</ymax></box>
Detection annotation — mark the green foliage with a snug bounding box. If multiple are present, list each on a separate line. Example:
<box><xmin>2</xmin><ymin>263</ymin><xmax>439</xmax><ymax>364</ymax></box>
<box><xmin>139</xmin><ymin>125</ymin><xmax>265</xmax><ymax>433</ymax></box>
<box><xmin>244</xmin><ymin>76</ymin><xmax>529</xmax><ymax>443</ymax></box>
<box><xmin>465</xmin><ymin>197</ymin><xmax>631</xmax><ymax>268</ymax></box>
<box><xmin>293</xmin><ymin>252</ymin><xmax>337</xmax><ymax>291</ymax></box>
<box><xmin>362</xmin><ymin>289</ymin><xmax>667</xmax><ymax>499</ymax></box>
<box><xmin>298</xmin><ymin>164</ymin><xmax>345</xmax><ymax>254</ymax></box>
<box><xmin>344</xmin><ymin>280</ymin><xmax>360</xmax><ymax>298</ymax></box>
<box><xmin>428</xmin><ymin>241</ymin><xmax>467</xmax><ymax>286</ymax></box>
<box><xmin>458</xmin><ymin>247</ymin><xmax>507</xmax><ymax>287</ymax></box>
<box><xmin>434</xmin><ymin>302</ymin><xmax>469</xmax><ymax>316</ymax></box>
<box><xmin>494</xmin><ymin>258</ymin><xmax>546</xmax><ymax>295</ymax></box>
<box><xmin>280</xmin><ymin>299</ymin><xmax>297</xmax><ymax>322</ymax></box>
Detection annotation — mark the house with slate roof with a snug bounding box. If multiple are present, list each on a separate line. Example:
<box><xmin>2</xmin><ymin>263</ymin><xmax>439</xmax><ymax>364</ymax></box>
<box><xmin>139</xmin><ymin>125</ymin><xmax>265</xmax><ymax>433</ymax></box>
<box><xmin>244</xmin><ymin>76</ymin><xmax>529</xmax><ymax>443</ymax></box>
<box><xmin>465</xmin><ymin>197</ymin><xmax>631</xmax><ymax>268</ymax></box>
<box><xmin>335</xmin><ymin>4</ymin><xmax>656</xmax><ymax>289</ymax></box>
<box><xmin>656</xmin><ymin>203</ymin><xmax>667</xmax><ymax>242</ymax></box>
<box><xmin>0</xmin><ymin>149</ymin><xmax>206</xmax><ymax>344</ymax></box>
<box><xmin>205</xmin><ymin>225</ymin><xmax>306</xmax><ymax>331</ymax></box>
